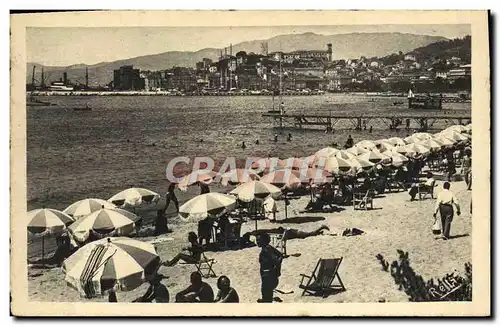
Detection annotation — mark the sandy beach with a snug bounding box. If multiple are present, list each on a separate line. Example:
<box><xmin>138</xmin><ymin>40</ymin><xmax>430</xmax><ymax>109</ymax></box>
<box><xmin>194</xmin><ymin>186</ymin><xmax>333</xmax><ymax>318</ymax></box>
<box><xmin>28</xmin><ymin>176</ymin><xmax>471</xmax><ymax>303</ymax></box>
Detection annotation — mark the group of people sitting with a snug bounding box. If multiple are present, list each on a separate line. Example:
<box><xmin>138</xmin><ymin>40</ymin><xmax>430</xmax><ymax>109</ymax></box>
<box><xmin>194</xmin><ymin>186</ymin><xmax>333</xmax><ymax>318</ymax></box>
<box><xmin>108</xmin><ymin>272</ymin><xmax>239</xmax><ymax>303</ymax></box>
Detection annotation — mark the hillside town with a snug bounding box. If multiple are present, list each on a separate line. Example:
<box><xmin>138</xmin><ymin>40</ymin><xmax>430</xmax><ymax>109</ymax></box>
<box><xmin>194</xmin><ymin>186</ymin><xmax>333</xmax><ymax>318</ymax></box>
<box><xmin>109</xmin><ymin>36</ymin><xmax>471</xmax><ymax>95</ymax></box>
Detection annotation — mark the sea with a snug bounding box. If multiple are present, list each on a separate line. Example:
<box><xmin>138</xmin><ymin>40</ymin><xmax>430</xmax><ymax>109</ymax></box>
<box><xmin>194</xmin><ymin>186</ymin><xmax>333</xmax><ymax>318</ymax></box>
<box><xmin>27</xmin><ymin>94</ymin><xmax>471</xmax><ymax>212</ymax></box>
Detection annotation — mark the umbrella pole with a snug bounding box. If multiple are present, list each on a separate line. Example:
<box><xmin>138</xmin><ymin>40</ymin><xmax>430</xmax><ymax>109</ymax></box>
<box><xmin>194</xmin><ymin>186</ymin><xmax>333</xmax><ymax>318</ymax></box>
<box><xmin>284</xmin><ymin>192</ymin><xmax>288</xmax><ymax>220</ymax></box>
<box><xmin>41</xmin><ymin>235</ymin><xmax>45</xmax><ymax>267</ymax></box>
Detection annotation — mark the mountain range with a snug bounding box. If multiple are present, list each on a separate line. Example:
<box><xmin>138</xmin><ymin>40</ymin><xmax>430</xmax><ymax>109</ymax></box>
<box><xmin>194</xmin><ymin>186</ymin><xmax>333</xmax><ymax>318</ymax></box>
<box><xmin>27</xmin><ymin>32</ymin><xmax>447</xmax><ymax>87</ymax></box>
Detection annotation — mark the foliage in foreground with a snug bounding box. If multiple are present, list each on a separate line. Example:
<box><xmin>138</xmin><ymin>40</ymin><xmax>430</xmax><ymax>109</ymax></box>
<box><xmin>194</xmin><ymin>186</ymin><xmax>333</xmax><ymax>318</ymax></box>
<box><xmin>376</xmin><ymin>250</ymin><xmax>472</xmax><ymax>302</ymax></box>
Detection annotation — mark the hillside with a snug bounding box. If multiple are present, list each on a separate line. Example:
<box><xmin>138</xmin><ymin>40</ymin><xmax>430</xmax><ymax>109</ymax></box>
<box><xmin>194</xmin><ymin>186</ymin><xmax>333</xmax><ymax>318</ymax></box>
<box><xmin>27</xmin><ymin>32</ymin><xmax>447</xmax><ymax>86</ymax></box>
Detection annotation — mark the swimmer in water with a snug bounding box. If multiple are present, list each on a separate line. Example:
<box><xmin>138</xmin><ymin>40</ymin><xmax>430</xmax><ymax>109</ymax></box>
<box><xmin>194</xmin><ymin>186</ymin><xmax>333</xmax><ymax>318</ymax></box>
<box><xmin>255</xmin><ymin>140</ymin><xmax>260</xmax><ymax>145</ymax></box>
<box><xmin>287</xmin><ymin>133</ymin><xmax>292</xmax><ymax>142</ymax></box>
<box><xmin>241</xmin><ymin>141</ymin><xmax>246</xmax><ymax>149</ymax></box>
<box><xmin>274</xmin><ymin>134</ymin><xmax>278</xmax><ymax>143</ymax></box>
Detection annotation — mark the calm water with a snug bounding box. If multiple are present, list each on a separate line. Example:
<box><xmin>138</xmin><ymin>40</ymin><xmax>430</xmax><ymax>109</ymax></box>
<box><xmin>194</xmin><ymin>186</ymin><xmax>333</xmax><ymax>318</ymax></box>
<box><xmin>27</xmin><ymin>94</ymin><xmax>470</xmax><ymax>211</ymax></box>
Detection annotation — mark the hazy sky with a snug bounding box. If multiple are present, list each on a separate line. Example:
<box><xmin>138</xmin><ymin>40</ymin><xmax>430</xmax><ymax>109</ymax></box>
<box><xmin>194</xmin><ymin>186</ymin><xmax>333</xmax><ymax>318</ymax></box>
<box><xmin>27</xmin><ymin>24</ymin><xmax>471</xmax><ymax>66</ymax></box>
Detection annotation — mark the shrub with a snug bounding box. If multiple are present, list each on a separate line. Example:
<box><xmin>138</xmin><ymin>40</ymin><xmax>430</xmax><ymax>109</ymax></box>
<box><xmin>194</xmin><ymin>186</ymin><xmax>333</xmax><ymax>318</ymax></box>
<box><xmin>377</xmin><ymin>250</ymin><xmax>472</xmax><ymax>301</ymax></box>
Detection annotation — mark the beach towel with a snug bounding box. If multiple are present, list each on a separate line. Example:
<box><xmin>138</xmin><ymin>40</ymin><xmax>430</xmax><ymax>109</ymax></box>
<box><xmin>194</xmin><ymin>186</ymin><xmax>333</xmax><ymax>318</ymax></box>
<box><xmin>79</xmin><ymin>244</ymin><xmax>109</xmax><ymax>298</ymax></box>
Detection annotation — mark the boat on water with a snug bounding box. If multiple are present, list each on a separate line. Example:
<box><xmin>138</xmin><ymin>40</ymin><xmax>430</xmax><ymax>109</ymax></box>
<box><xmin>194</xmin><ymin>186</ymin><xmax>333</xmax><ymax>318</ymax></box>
<box><xmin>26</xmin><ymin>96</ymin><xmax>56</xmax><ymax>107</ymax></box>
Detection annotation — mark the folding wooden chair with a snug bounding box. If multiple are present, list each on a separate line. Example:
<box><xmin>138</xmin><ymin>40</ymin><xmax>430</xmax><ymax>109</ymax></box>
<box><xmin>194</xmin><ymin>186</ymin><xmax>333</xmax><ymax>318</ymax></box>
<box><xmin>270</xmin><ymin>230</ymin><xmax>288</xmax><ymax>257</ymax></box>
<box><xmin>299</xmin><ymin>258</ymin><xmax>346</xmax><ymax>297</ymax></box>
<box><xmin>352</xmin><ymin>190</ymin><xmax>374</xmax><ymax>210</ymax></box>
<box><xmin>418</xmin><ymin>180</ymin><xmax>437</xmax><ymax>200</ymax></box>
<box><xmin>195</xmin><ymin>252</ymin><xmax>217</xmax><ymax>278</ymax></box>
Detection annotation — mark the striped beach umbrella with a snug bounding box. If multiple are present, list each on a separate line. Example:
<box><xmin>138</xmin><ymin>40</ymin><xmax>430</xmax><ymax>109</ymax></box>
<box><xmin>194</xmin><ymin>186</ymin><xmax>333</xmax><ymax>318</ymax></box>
<box><xmin>108</xmin><ymin>188</ymin><xmax>160</xmax><ymax>207</ymax></box>
<box><xmin>28</xmin><ymin>208</ymin><xmax>74</xmax><ymax>235</ymax></box>
<box><xmin>291</xmin><ymin>167</ymin><xmax>330</xmax><ymax>184</ymax></box>
<box><xmin>229</xmin><ymin>180</ymin><xmax>281</xmax><ymax>203</ymax></box>
<box><xmin>64</xmin><ymin>198</ymin><xmax>116</xmax><ymax>220</ymax></box>
<box><xmin>179</xmin><ymin>193</ymin><xmax>237</xmax><ymax>222</ymax></box>
<box><xmin>348</xmin><ymin>157</ymin><xmax>375</xmax><ymax>174</ymax></box>
<box><xmin>315</xmin><ymin>147</ymin><xmax>340</xmax><ymax>158</ymax></box>
<box><xmin>28</xmin><ymin>208</ymin><xmax>74</xmax><ymax>262</ymax></box>
<box><xmin>68</xmin><ymin>207</ymin><xmax>141</xmax><ymax>243</ymax></box>
<box><xmin>356</xmin><ymin>140</ymin><xmax>377</xmax><ymax>150</ymax></box>
<box><xmin>63</xmin><ymin>237</ymin><xmax>160</xmax><ymax>299</ymax></box>
<box><xmin>220</xmin><ymin>168</ymin><xmax>260</xmax><ymax>186</ymax></box>
<box><xmin>346</xmin><ymin>146</ymin><xmax>369</xmax><ymax>156</ymax></box>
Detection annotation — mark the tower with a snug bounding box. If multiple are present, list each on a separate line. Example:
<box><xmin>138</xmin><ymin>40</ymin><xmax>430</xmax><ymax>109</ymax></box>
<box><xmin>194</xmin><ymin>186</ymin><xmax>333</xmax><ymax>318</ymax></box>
<box><xmin>85</xmin><ymin>66</ymin><xmax>89</xmax><ymax>89</ymax></box>
<box><xmin>261</xmin><ymin>42</ymin><xmax>269</xmax><ymax>56</ymax></box>
<box><xmin>327</xmin><ymin>43</ymin><xmax>333</xmax><ymax>62</ymax></box>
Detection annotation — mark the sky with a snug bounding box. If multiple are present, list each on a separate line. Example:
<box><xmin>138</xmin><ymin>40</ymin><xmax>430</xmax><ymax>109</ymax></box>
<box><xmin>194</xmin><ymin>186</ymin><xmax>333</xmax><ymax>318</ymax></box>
<box><xmin>27</xmin><ymin>24</ymin><xmax>471</xmax><ymax>66</ymax></box>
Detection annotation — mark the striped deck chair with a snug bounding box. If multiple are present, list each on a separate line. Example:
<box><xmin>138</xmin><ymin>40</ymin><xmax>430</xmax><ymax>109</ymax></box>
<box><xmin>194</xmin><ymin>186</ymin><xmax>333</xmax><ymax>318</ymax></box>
<box><xmin>270</xmin><ymin>230</ymin><xmax>288</xmax><ymax>257</ymax></box>
<box><xmin>299</xmin><ymin>258</ymin><xmax>346</xmax><ymax>298</ymax></box>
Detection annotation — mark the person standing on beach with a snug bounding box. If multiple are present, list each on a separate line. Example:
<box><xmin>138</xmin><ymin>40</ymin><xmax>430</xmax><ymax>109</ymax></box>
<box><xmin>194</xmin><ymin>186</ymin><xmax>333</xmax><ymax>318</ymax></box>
<box><xmin>200</xmin><ymin>183</ymin><xmax>210</xmax><ymax>194</ymax></box>
<box><xmin>164</xmin><ymin>182</ymin><xmax>179</xmax><ymax>214</ymax></box>
<box><xmin>461</xmin><ymin>148</ymin><xmax>472</xmax><ymax>190</ymax></box>
<box><xmin>433</xmin><ymin>182</ymin><xmax>461</xmax><ymax>240</ymax></box>
<box><xmin>257</xmin><ymin>233</ymin><xmax>283</xmax><ymax>303</ymax></box>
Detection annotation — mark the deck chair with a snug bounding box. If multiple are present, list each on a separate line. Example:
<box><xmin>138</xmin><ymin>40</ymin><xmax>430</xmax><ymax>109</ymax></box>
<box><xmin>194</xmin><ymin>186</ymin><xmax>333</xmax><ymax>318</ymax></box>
<box><xmin>352</xmin><ymin>190</ymin><xmax>374</xmax><ymax>210</ymax></box>
<box><xmin>270</xmin><ymin>230</ymin><xmax>287</xmax><ymax>257</ymax></box>
<box><xmin>195</xmin><ymin>252</ymin><xmax>217</xmax><ymax>278</ymax></box>
<box><xmin>299</xmin><ymin>258</ymin><xmax>346</xmax><ymax>297</ymax></box>
<box><xmin>418</xmin><ymin>180</ymin><xmax>437</xmax><ymax>200</ymax></box>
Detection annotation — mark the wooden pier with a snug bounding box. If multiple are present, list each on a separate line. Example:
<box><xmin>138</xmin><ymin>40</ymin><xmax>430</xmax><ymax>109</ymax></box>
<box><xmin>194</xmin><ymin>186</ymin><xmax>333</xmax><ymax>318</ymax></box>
<box><xmin>262</xmin><ymin>112</ymin><xmax>471</xmax><ymax>132</ymax></box>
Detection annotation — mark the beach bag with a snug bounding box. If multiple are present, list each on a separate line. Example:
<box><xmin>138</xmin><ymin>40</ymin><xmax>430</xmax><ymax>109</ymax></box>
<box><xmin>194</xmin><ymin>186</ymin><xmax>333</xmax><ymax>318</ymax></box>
<box><xmin>432</xmin><ymin>217</ymin><xmax>441</xmax><ymax>235</ymax></box>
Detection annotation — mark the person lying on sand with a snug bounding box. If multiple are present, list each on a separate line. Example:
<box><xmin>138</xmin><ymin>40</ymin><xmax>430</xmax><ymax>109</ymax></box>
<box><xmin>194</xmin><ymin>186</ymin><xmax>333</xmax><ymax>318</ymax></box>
<box><xmin>175</xmin><ymin>272</ymin><xmax>214</xmax><ymax>303</ymax></box>
<box><xmin>133</xmin><ymin>274</ymin><xmax>169</xmax><ymax>303</ymax></box>
<box><xmin>277</xmin><ymin>225</ymin><xmax>330</xmax><ymax>241</ymax></box>
<box><xmin>214</xmin><ymin>276</ymin><xmax>239</xmax><ymax>303</ymax></box>
<box><xmin>162</xmin><ymin>232</ymin><xmax>203</xmax><ymax>266</ymax></box>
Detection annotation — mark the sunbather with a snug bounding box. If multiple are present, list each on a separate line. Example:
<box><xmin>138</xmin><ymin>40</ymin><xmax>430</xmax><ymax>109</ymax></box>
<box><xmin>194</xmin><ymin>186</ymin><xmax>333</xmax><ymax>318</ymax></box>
<box><xmin>175</xmin><ymin>272</ymin><xmax>214</xmax><ymax>303</ymax></box>
<box><xmin>214</xmin><ymin>276</ymin><xmax>240</xmax><ymax>303</ymax></box>
<box><xmin>162</xmin><ymin>232</ymin><xmax>203</xmax><ymax>266</ymax></box>
<box><xmin>278</xmin><ymin>225</ymin><xmax>330</xmax><ymax>241</ymax></box>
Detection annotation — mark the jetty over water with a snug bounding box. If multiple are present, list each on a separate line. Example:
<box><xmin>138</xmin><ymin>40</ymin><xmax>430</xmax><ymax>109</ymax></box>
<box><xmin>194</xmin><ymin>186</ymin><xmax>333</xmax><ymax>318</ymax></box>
<box><xmin>262</xmin><ymin>112</ymin><xmax>471</xmax><ymax>132</ymax></box>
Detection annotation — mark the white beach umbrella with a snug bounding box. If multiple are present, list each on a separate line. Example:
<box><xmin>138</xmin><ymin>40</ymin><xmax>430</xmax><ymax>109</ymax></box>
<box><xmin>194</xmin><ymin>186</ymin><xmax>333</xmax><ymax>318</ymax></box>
<box><xmin>68</xmin><ymin>207</ymin><xmax>141</xmax><ymax>243</ymax></box>
<box><xmin>356</xmin><ymin>140</ymin><xmax>377</xmax><ymax>150</ymax></box>
<box><xmin>335</xmin><ymin>150</ymin><xmax>356</xmax><ymax>160</ymax></box>
<box><xmin>348</xmin><ymin>157</ymin><xmax>375</xmax><ymax>174</ymax></box>
<box><xmin>359</xmin><ymin>149</ymin><xmax>389</xmax><ymax>164</ymax></box>
<box><xmin>433</xmin><ymin>136</ymin><xmax>455</xmax><ymax>148</ymax></box>
<box><xmin>260</xmin><ymin>169</ymin><xmax>302</xmax><ymax>189</ymax></box>
<box><xmin>177</xmin><ymin>171</ymin><xmax>218</xmax><ymax>192</ymax></box>
<box><xmin>392</xmin><ymin>145</ymin><xmax>415</xmax><ymax>157</ymax></box>
<box><xmin>412</xmin><ymin>132</ymin><xmax>433</xmax><ymax>141</ymax></box>
<box><xmin>229</xmin><ymin>180</ymin><xmax>282</xmax><ymax>203</ymax></box>
<box><xmin>322</xmin><ymin>156</ymin><xmax>353</xmax><ymax>174</ymax></box>
<box><xmin>376</xmin><ymin>141</ymin><xmax>395</xmax><ymax>153</ymax></box>
<box><xmin>179</xmin><ymin>193</ymin><xmax>237</xmax><ymax>222</ymax></box>
<box><xmin>315</xmin><ymin>147</ymin><xmax>340</xmax><ymax>158</ymax></box>
<box><xmin>440</xmin><ymin>131</ymin><xmax>470</xmax><ymax>142</ymax></box>
<box><xmin>64</xmin><ymin>198</ymin><xmax>116</xmax><ymax>220</ymax></box>
<box><xmin>419</xmin><ymin>139</ymin><xmax>443</xmax><ymax>151</ymax></box>
<box><xmin>445</xmin><ymin>125</ymin><xmax>468</xmax><ymax>133</ymax></box>
<box><xmin>388</xmin><ymin>152</ymin><xmax>409</xmax><ymax>167</ymax></box>
<box><xmin>387</xmin><ymin>137</ymin><xmax>406</xmax><ymax>147</ymax></box>
<box><xmin>108</xmin><ymin>188</ymin><xmax>160</xmax><ymax>207</ymax></box>
<box><xmin>405</xmin><ymin>143</ymin><xmax>431</xmax><ymax>156</ymax></box>
<box><xmin>346</xmin><ymin>146</ymin><xmax>369</xmax><ymax>156</ymax></box>
<box><xmin>220</xmin><ymin>168</ymin><xmax>260</xmax><ymax>186</ymax></box>
<box><xmin>63</xmin><ymin>237</ymin><xmax>160</xmax><ymax>299</ymax></box>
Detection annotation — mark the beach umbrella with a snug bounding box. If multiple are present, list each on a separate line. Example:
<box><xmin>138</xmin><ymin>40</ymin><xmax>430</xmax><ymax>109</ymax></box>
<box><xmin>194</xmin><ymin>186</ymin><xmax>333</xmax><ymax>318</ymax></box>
<box><xmin>348</xmin><ymin>157</ymin><xmax>375</xmax><ymax>174</ymax></box>
<box><xmin>387</xmin><ymin>137</ymin><xmax>406</xmax><ymax>147</ymax></box>
<box><xmin>28</xmin><ymin>208</ymin><xmax>74</xmax><ymax>262</ymax></box>
<box><xmin>388</xmin><ymin>152</ymin><xmax>409</xmax><ymax>167</ymax></box>
<box><xmin>419</xmin><ymin>139</ymin><xmax>443</xmax><ymax>151</ymax></box>
<box><xmin>179</xmin><ymin>193</ymin><xmax>237</xmax><ymax>222</ymax></box>
<box><xmin>358</xmin><ymin>149</ymin><xmax>388</xmax><ymax>164</ymax></box>
<box><xmin>392</xmin><ymin>145</ymin><xmax>415</xmax><ymax>157</ymax></box>
<box><xmin>412</xmin><ymin>132</ymin><xmax>433</xmax><ymax>141</ymax></box>
<box><xmin>220</xmin><ymin>168</ymin><xmax>259</xmax><ymax>186</ymax></box>
<box><xmin>63</xmin><ymin>237</ymin><xmax>160</xmax><ymax>299</ymax></box>
<box><xmin>315</xmin><ymin>147</ymin><xmax>340</xmax><ymax>158</ymax></box>
<box><xmin>433</xmin><ymin>136</ymin><xmax>455</xmax><ymax>148</ymax></box>
<box><xmin>405</xmin><ymin>143</ymin><xmax>431</xmax><ymax>156</ymax></box>
<box><xmin>68</xmin><ymin>207</ymin><xmax>141</xmax><ymax>243</ymax></box>
<box><xmin>108</xmin><ymin>188</ymin><xmax>160</xmax><ymax>207</ymax></box>
<box><xmin>376</xmin><ymin>141</ymin><xmax>395</xmax><ymax>153</ymax></box>
<box><xmin>440</xmin><ymin>131</ymin><xmax>470</xmax><ymax>142</ymax></box>
<box><xmin>445</xmin><ymin>125</ymin><xmax>468</xmax><ymax>134</ymax></box>
<box><xmin>291</xmin><ymin>167</ymin><xmax>330</xmax><ymax>185</ymax></box>
<box><xmin>260</xmin><ymin>169</ymin><xmax>302</xmax><ymax>189</ymax></box>
<box><xmin>229</xmin><ymin>180</ymin><xmax>282</xmax><ymax>203</ymax></box>
<box><xmin>346</xmin><ymin>146</ymin><xmax>369</xmax><ymax>156</ymax></box>
<box><xmin>335</xmin><ymin>150</ymin><xmax>355</xmax><ymax>160</ymax></box>
<box><xmin>322</xmin><ymin>156</ymin><xmax>352</xmax><ymax>174</ymax></box>
<box><xmin>355</xmin><ymin>140</ymin><xmax>377</xmax><ymax>150</ymax></box>
<box><xmin>64</xmin><ymin>198</ymin><xmax>116</xmax><ymax>220</ymax></box>
<box><xmin>177</xmin><ymin>171</ymin><xmax>217</xmax><ymax>191</ymax></box>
